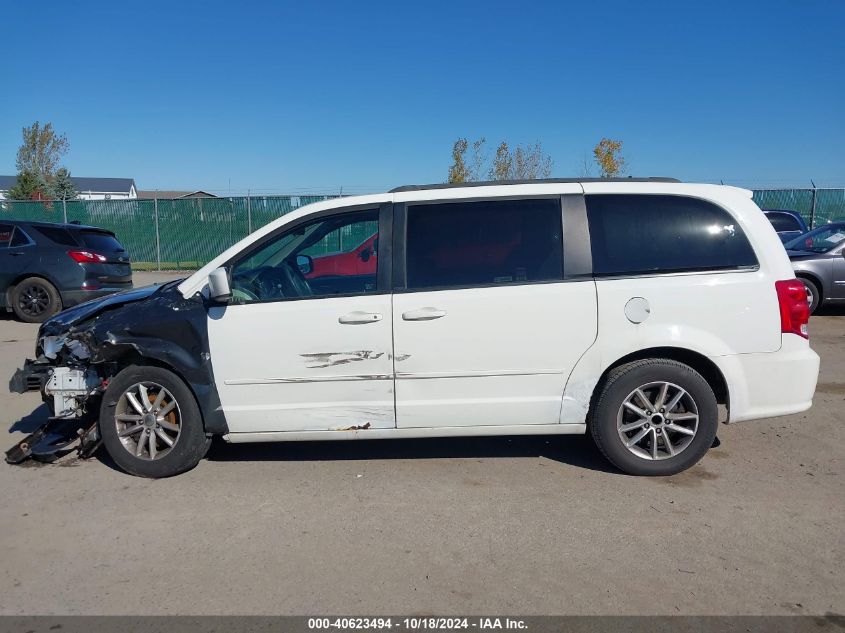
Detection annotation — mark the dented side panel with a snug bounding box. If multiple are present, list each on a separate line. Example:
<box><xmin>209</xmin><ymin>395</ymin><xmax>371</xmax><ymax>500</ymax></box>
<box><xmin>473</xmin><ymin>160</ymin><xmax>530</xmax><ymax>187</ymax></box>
<box><xmin>38</xmin><ymin>284</ymin><xmax>229</xmax><ymax>435</ymax></box>
<box><xmin>207</xmin><ymin>295</ymin><xmax>395</xmax><ymax>433</ymax></box>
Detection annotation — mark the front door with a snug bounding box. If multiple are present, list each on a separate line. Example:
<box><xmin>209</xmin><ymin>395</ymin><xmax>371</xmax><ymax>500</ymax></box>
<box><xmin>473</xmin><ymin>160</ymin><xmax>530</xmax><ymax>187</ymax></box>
<box><xmin>207</xmin><ymin>205</ymin><xmax>395</xmax><ymax>433</ymax></box>
<box><xmin>391</xmin><ymin>194</ymin><xmax>598</xmax><ymax>428</ymax></box>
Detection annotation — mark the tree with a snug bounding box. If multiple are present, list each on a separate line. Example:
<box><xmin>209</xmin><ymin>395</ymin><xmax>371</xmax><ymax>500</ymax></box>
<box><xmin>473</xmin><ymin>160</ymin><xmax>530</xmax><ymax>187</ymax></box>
<box><xmin>467</xmin><ymin>137</ymin><xmax>487</xmax><ymax>182</ymax></box>
<box><xmin>489</xmin><ymin>141</ymin><xmax>513</xmax><ymax>180</ymax></box>
<box><xmin>487</xmin><ymin>140</ymin><xmax>552</xmax><ymax>181</ymax></box>
<box><xmin>593</xmin><ymin>138</ymin><xmax>626</xmax><ymax>177</ymax></box>
<box><xmin>448</xmin><ymin>137</ymin><xmax>488</xmax><ymax>183</ymax></box>
<box><xmin>512</xmin><ymin>142</ymin><xmax>553</xmax><ymax>180</ymax></box>
<box><xmin>449</xmin><ymin>137</ymin><xmax>554</xmax><ymax>182</ymax></box>
<box><xmin>7</xmin><ymin>171</ymin><xmax>48</xmax><ymax>200</ymax></box>
<box><xmin>15</xmin><ymin>121</ymin><xmax>69</xmax><ymax>180</ymax></box>
<box><xmin>448</xmin><ymin>138</ymin><xmax>470</xmax><ymax>184</ymax></box>
<box><xmin>49</xmin><ymin>167</ymin><xmax>78</xmax><ymax>200</ymax></box>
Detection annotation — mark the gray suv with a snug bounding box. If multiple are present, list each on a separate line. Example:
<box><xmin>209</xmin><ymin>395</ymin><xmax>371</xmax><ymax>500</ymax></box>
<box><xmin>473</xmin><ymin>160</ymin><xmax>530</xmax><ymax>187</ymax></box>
<box><xmin>0</xmin><ymin>220</ymin><xmax>133</xmax><ymax>322</ymax></box>
<box><xmin>786</xmin><ymin>221</ymin><xmax>845</xmax><ymax>313</ymax></box>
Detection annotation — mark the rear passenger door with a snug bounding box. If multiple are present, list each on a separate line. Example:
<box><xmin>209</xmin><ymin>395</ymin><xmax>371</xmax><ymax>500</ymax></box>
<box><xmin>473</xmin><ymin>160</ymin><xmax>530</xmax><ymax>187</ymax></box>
<box><xmin>391</xmin><ymin>192</ymin><xmax>598</xmax><ymax>429</ymax></box>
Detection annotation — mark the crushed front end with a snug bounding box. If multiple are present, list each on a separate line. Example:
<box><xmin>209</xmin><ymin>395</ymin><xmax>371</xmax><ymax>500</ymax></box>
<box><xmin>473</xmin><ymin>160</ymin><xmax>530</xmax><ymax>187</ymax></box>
<box><xmin>5</xmin><ymin>279</ymin><xmax>224</xmax><ymax>467</ymax></box>
<box><xmin>6</xmin><ymin>334</ymin><xmax>106</xmax><ymax>464</ymax></box>
<box><xmin>5</xmin><ymin>284</ymin><xmax>167</xmax><ymax>465</ymax></box>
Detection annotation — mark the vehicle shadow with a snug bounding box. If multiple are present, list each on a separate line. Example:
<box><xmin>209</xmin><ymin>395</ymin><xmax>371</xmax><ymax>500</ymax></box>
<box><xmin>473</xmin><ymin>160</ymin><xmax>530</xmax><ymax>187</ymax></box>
<box><xmin>814</xmin><ymin>305</ymin><xmax>845</xmax><ymax>316</ymax></box>
<box><xmin>205</xmin><ymin>433</ymin><xmax>622</xmax><ymax>474</ymax></box>
<box><xmin>8</xmin><ymin>403</ymin><xmax>51</xmax><ymax>434</ymax></box>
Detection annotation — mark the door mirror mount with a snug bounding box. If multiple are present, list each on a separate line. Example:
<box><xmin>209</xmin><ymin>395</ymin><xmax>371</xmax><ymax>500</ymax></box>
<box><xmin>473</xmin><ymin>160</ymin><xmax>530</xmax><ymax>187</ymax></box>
<box><xmin>208</xmin><ymin>267</ymin><xmax>232</xmax><ymax>303</ymax></box>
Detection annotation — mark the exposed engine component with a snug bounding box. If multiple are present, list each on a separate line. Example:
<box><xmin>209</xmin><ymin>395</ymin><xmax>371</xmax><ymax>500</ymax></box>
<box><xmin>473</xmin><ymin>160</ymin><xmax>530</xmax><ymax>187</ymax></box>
<box><xmin>44</xmin><ymin>367</ymin><xmax>101</xmax><ymax>417</ymax></box>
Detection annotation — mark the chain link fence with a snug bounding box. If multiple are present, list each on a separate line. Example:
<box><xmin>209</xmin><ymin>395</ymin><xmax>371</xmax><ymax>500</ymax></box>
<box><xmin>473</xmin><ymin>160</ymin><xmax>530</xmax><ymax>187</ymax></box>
<box><xmin>752</xmin><ymin>187</ymin><xmax>845</xmax><ymax>228</ymax></box>
<box><xmin>1</xmin><ymin>187</ymin><xmax>843</xmax><ymax>271</ymax></box>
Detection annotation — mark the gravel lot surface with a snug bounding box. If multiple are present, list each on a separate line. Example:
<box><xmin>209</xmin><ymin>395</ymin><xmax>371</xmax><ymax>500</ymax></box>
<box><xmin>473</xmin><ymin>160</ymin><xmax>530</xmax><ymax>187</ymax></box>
<box><xmin>0</xmin><ymin>272</ymin><xmax>841</xmax><ymax>615</ymax></box>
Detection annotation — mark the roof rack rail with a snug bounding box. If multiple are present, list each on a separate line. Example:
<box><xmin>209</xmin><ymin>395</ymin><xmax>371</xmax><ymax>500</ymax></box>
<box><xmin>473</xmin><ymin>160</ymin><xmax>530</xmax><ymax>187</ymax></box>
<box><xmin>389</xmin><ymin>177</ymin><xmax>681</xmax><ymax>193</ymax></box>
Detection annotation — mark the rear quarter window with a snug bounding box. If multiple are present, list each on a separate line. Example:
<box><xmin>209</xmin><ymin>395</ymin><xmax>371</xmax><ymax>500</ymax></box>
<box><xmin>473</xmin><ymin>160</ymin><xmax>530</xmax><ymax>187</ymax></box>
<box><xmin>586</xmin><ymin>194</ymin><xmax>758</xmax><ymax>276</ymax></box>
<box><xmin>10</xmin><ymin>227</ymin><xmax>31</xmax><ymax>246</ymax></box>
<box><xmin>78</xmin><ymin>230</ymin><xmax>126</xmax><ymax>253</ymax></box>
<box><xmin>33</xmin><ymin>225</ymin><xmax>79</xmax><ymax>246</ymax></box>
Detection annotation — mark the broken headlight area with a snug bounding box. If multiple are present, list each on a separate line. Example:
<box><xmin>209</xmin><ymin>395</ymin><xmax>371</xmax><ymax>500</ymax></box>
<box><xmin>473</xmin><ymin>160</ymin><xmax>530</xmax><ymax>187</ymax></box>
<box><xmin>6</xmin><ymin>337</ymin><xmax>107</xmax><ymax>465</ymax></box>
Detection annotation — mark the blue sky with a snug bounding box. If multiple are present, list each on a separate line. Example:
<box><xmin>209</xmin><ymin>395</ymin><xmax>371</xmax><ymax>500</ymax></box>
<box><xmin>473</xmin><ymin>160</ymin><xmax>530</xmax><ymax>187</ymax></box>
<box><xmin>2</xmin><ymin>0</ymin><xmax>843</xmax><ymax>194</ymax></box>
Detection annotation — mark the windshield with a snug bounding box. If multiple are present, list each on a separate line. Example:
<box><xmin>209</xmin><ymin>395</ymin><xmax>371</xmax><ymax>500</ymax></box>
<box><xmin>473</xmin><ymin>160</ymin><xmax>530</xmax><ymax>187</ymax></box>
<box><xmin>784</xmin><ymin>223</ymin><xmax>845</xmax><ymax>253</ymax></box>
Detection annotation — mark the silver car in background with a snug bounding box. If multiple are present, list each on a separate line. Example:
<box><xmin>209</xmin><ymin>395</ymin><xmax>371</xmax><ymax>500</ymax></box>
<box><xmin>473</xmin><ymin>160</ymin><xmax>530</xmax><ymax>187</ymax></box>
<box><xmin>786</xmin><ymin>221</ymin><xmax>845</xmax><ymax>313</ymax></box>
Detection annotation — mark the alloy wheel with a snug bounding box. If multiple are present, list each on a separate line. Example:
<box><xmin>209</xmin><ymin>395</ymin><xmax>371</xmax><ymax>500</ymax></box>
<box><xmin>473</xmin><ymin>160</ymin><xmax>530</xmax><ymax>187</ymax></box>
<box><xmin>114</xmin><ymin>382</ymin><xmax>182</xmax><ymax>460</ymax></box>
<box><xmin>18</xmin><ymin>284</ymin><xmax>50</xmax><ymax>317</ymax></box>
<box><xmin>616</xmin><ymin>381</ymin><xmax>699</xmax><ymax>461</ymax></box>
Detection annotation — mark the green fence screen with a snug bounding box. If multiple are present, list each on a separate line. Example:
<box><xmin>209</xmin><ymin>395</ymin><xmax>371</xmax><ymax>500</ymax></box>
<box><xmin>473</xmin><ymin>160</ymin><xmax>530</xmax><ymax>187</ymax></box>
<box><xmin>1</xmin><ymin>189</ymin><xmax>843</xmax><ymax>271</ymax></box>
<box><xmin>0</xmin><ymin>195</ymin><xmax>337</xmax><ymax>270</ymax></box>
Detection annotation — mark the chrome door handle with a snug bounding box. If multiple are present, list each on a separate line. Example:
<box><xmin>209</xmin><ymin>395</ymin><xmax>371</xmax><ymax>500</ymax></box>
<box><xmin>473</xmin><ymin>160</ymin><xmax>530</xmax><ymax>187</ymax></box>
<box><xmin>402</xmin><ymin>307</ymin><xmax>447</xmax><ymax>321</ymax></box>
<box><xmin>338</xmin><ymin>311</ymin><xmax>383</xmax><ymax>325</ymax></box>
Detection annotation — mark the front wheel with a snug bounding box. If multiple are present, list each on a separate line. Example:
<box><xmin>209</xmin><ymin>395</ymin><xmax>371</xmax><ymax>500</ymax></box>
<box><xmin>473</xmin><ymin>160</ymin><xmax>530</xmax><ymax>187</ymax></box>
<box><xmin>589</xmin><ymin>359</ymin><xmax>719</xmax><ymax>476</ymax></box>
<box><xmin>99</xmin><ymin>365</ymin><xmax>211</xmax><ymax>478</ymax></box>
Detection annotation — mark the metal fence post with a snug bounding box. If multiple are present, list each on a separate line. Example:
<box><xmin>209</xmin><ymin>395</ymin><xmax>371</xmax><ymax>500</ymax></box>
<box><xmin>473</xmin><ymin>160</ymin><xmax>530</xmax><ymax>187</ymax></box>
<box><xmin>154</xmin><ymin>192</ymin><xmax>161</xmax><ymax>272</ymax></box>
<box><xmin>62</xmin><ymin>198</ymin><xmax>67</xmax><ymax>223</ymax></box>
<box><xmin>809</xmin><ymin>180</ymin><xmax>817</xmax><ymax>229</ymax></box>
<box><xmin>247</xmin><ymin>189</ymin><xmax>252</xmax><ymax>235</ymax></box>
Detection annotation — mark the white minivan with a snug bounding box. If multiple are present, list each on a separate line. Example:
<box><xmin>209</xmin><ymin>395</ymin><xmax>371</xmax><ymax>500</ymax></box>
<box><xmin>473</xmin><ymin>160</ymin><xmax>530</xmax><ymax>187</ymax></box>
<box><xmin>13</xmin><ymin>178</ymin><xmax>820</xmax><ymax>477</ymax></box>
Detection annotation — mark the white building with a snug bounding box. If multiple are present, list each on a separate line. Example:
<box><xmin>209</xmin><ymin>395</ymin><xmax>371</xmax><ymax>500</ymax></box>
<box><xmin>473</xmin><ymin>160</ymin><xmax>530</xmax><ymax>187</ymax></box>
<box><xmin>0</xmin><ymin>176</ymin><xmax>137</xmax><ymax>201</ymax></box>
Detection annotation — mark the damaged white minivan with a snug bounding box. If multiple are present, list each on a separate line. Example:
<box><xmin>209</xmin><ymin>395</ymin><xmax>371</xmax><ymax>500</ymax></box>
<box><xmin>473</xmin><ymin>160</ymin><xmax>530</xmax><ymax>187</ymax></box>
<box><xmin>7</xmin><ymin>178</ymin><xmax>820</xmax><ymax>478</ymax></box>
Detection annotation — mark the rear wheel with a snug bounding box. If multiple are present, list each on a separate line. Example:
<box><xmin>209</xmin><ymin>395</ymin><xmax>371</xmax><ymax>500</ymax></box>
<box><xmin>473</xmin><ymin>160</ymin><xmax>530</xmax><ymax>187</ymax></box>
<box><xmin>799</xmin><ymin>277</ymin><xmax>821</xmax><ymax>314</ymax></box>
<box><xmin>99</xmin><ymin>365</ymin><xmax>211</xmax><ymax>478</ymax></box>
<box><xmin>590</xmin><ymin>359</ymin><xmax>719</xmax><ymax>476</ymax></box>
<box><xmin>11</xmin><ymin>277</ymin><xmax>62</xmax><ymax>323</ymax></box>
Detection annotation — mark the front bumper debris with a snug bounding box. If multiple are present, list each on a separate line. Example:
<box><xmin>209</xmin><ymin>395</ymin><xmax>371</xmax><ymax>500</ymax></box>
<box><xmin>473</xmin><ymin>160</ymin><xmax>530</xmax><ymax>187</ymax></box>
<box><xmin>6</xmin><ymin>358</ymin><xmax>105</xmax><ymax>466</ymax></box>
<box><xmin>8</xmin><ymin>359</ymin><xmax>52</xmax><ymax>394</ymax></box>
<box><xmin>5</xmin><ymin>416</ymin><xmax>101</xmax><ymax>465</ymax></box>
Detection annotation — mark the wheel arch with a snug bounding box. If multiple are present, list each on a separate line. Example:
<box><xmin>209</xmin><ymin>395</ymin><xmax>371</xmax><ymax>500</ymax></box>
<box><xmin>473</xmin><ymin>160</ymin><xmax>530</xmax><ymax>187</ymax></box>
<box><xmin>95</xmin><ymin>343</ymin><xmax>228</xmax><ymax>436</ymax></box>
<box><xmin>589</xmin><ymin>347</ymin><xmax>729</xmax><ymax>418</ymax></box>
<box><xmin>5</xmin><ymin>273</ymin><xmax>62</xmax><ymax>306</ymax></box>
<box><xmin>794</xmin><ymin>271</ymin><xmax>824</xmax><ymax>304</ymax></box>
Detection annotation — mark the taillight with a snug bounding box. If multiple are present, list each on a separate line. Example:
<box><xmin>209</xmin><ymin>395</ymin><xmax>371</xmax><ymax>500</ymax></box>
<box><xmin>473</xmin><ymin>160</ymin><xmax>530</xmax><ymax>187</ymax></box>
<box><xmin>775</xmin><ymin>279</ymin><xmax>810</xmax><ymax>339</ymax></box>
<box><xmin>68</xmin><ymin>250</ymin><xmax>107</xmax><ymax>263</ymax></box>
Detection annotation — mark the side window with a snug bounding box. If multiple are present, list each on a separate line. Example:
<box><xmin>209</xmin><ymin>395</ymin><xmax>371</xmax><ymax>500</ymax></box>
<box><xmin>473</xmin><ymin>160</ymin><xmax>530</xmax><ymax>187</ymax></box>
<box><xmin>0</xmin><ymin>224</ymin><xmax>13</xmax><ymax>248</ymax></box>
<box><xmin>10</xmin><ymin>227</ymin><xmax>31</xmax><ymax>247</ymax></box>
<box><xmin>586</xmin><ymin>195</ymin><xmax>758</xmax><ymax>276</ymax></box>
<box><xmin>229</xmin><ymin>209</ymin><xmax>379</xmax><ymax>303</ymax></box>
<box><xmin>405</xmin><ymin>198</ymin><xmax>563</xmax><ymax>290</ymax></box>
<box><xmin>767</xmin><ymin>212</ymin><xmax>802</xmax><ymax>232</ymax></box>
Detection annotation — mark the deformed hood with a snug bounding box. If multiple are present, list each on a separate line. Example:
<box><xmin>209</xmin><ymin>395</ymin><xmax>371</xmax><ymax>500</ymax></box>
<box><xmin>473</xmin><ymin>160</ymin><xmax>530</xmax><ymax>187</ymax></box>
<box><xmin>41</xmin><ymin>283</ymin><xmax>175</xmax><ymax>333</ymax></box>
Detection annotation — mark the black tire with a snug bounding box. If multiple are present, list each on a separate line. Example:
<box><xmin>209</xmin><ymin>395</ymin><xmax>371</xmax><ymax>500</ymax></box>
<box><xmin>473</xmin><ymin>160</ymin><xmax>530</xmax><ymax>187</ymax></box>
<box><xmin>99</xmin><ymin>365</ymin><xmax>211</xmax><ymax>478</ymax></box>
<box><xmin>799</xmin><ymin>277</ymin><xmax>821</xmax><ymax>315</ymax></box>
<box><xmin>11</xmin><ymin>277</ymin><xmax>62</xmax><ymax>323</ymax></box>
<box><xmin>589</xmin><ymin>359</ymin><xmax>719</xmax><ymax>476</ymax></box>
